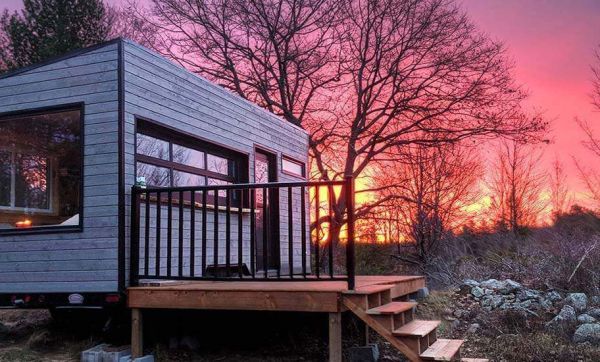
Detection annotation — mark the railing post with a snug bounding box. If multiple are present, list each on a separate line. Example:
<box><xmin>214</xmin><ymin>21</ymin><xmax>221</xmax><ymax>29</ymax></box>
<box><xmin>130</xmin><ymin>186</ymin><xmax>141</xmax><ymax>287</ymax></box>
<box><xmin>345</xmin><ymin>175</ymin><xmax>356</xmax><ymax>290</ymax></box>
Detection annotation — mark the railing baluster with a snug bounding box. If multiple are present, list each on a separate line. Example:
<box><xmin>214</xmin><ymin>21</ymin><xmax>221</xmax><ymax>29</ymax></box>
<box><xmin>144</xmin><ymin>190</ymin><xmax>150</xmax><ymax>277</ymax></box>
<box><xmin>315</xmin><ymin>186</ymin><xmax>320</xmax><ymax>279</ymax></box>
<box><xmin>190</xmin><ymin>190</ymin><xmax>195</xmax><ymax>278</ymax></box>
<box><xmin>155</xmin><ymin>191</ymin><xmax>161</xmax><ymax>277</ymax></box>
<box><xmin>130</xmin><ymin>187</ymin><xmax>140</xmax><ymax>286</ymax></box>
<box><xmin>288</xmin><ymin>187</ymin><xmax>293</xmax><ymax>279</ymax></box>
<box><xmin>225</xmin><ymin>189</ymin><xmax>231</xmax><ymax>277</ymax></box>
<box><xmin>202</xmin><ymin>190</ymin><xmax>207</xmax><ymax>276</ymax></box>
<box><xmin>238</xmin><ymin>190</ymin><xmax>243</xmax><ymax>278</ymax></box>
<box><xmin>345</xmin><ymin>175</ymin><xmax>356</xmax><ymax>290</ymax></box>
<box><xmin>214</xmin><ymin>189</ymin><xmax>219</xmax><ymax>276</ymax></box>
<box><xmin>300</xmin><ymin>186</ymin><xmax>307</xmax><ymax>278</ymax></box>
<box><xmin>178</xmin><ymin>190</ymin><xmax>184</xmax><ymax>277</ymax></box>
<box><xmin>167</xmin><ymin>191</ymin><xmax>172</xmax><ymax>277</ymax></box>
<box><xmin>263</xmin><ymin>187</ymin><xmax>268</xmax><ymax>279</ymax></box>
<box><xmin>250</xmin><ymin>189</ymin><xmax>256</xmax><ymax>278</ymax></box>
<box><xmin>328</xmin><ymin>186</ymin><xmax>334</xmax><ymax>278</ymax></box>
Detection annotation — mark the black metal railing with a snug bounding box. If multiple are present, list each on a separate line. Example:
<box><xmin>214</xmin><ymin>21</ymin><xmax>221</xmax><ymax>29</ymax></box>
<box><xmin>130</xmin><ymin>176</ymin><xmax>356</xmax><ymax>289</ymax></box>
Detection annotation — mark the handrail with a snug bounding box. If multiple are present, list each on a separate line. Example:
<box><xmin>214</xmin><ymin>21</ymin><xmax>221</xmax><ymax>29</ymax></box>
<box><xmin>129</xmin><ymin>176</ymin><xmax>356</xmax><ymax>289</ymax></box>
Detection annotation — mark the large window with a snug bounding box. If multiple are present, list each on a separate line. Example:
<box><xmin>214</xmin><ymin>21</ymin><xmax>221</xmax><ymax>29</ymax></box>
<box><xmin>135</xmin><ymin>121</ymin><xmax>246</xmax><ymax>199</ymax></box>
<box><xmin>0</xmin><ymin>107</ymin><xmax>82</xmax><ymax>231</ymax></box>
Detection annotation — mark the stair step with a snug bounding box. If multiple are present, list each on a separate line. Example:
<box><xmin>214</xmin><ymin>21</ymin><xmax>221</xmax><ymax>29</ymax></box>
<box><xmin>461</xmin><ymin>359</ymin><xmax>489</xmax><ymax>362</ymax></box>
<box><xmin>367</xmin><ymin>302</ymin><xmax>417</xmax><ymax>315</ymax></box>
<box><xmin>421</xmin><ymin>339</ymin><xmax>464</xmax><ymax>361</ymax></box>
<box><xmin>344</xmin><ymin>284</ymin><xmax>393</xmax><ymax>295</ymax></box>
<box><xmin>393</xmin><ymin>320</ymin><xmax>440</xmax><ymax>337</ymax></box>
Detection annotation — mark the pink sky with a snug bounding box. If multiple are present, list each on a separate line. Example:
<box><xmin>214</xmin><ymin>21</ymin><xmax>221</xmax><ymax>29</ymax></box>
<box><xmin>462</xmin><ymin>0</ymin><xmax>600</xmax><ymax>205</ymax></box>
<box><xmin>4</xmin><ymin>0</ymin><xmax>600</xmax><ymax>204</ymax></box>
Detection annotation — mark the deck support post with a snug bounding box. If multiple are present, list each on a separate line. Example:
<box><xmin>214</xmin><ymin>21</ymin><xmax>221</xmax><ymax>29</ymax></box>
<box><xmin>329</xmin><ymin>312</ymin><xmax>342</xmax><ymax>362</ymax></box>
<box><xmin>363</xmin><ymin>324</ymin><xmax>370</xmax><ymax>345</ymax></box>
<box><xmin>131</xmin><ymin>308</ymin><xmax>143</xmax><ymax>358</ymax></box>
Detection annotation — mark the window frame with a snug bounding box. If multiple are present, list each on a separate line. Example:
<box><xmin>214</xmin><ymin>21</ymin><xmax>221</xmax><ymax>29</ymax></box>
<box><xmin>0</xmin><ymin>103</ymin><xmax>85</xmax><ymax>235</ymax></box>
<box><xmin>281</xmin><ymin>155</ymin><xmax>306</xmax><ymax>178</ymax></box>
<box><xmin>134</xmin><ymin>118</ymin><xmax>249</xmax><ymax>198</ymax></box>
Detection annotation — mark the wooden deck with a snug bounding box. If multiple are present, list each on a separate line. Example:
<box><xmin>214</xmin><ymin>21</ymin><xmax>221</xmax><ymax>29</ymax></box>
<box><xmin>127</xmin><ymin>275</ymin><xmax>425</xmax><ymax>312</ymax></box>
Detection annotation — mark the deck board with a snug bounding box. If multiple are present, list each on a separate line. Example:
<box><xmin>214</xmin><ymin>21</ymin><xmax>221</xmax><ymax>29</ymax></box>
<box><xmin>127</xmin><ymin>275</ymin><xmax>425</xmax><ymax>312</ymax></box>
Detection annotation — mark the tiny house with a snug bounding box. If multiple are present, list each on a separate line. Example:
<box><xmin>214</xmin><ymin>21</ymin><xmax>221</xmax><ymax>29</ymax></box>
<box><xmin>0</xmin><ymin>38</ymin><xmax>484</xmax><ymax>362</ymax></box>
<box><xmin>0</xmin><ymin>38</ymin><xmax>312</xmax><ymax>307</ymax></box>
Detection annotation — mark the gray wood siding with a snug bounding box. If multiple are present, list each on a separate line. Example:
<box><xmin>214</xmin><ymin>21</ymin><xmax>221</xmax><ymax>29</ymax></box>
<box><xmin>0</xmin><ymin>43</ymin><xmax>120</xmax><ymax>293</ymax></box>
<box><xmin>122</xmin><ymin>40</ymin><xmax>310</xmax><ymax>282</ymax></box>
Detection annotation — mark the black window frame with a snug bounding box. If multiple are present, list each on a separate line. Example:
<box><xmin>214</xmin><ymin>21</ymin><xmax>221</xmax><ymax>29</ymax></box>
<box><xmin>281</xmin><ymin>155</ymin><xmax>306</xmax><ymax>178</ymax></box>
<box><xmin>0</xmin><ymin>103</ymin><xmax>85</xmax><ymax>236</ymax></box>
<box><xmin>134</xmin><ymin>118</ymin><xmax>249</xmax><ymax>204</ymax></box>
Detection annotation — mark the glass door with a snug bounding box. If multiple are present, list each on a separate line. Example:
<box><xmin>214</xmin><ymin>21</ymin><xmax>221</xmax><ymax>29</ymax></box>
<box><xmin>254</xmin><ymin>150</ymin><xmax>279</xmax><ymax>271</ymax></box>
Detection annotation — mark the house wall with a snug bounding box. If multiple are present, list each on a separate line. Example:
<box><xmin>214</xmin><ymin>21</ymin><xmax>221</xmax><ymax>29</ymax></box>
<box><xmin>122</xmin><ymin>40</ymin><xmax>310</xmax><ymax>281</ymax></box>
<box><xmin>0</xmin><ymin>42</ymin><xmax>120</xmax><ymax>293</ymax></box>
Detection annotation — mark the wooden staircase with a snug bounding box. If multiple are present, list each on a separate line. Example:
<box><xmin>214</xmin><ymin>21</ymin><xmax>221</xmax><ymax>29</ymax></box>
<box><xmin>342</xmin><ymin>285</ymin><xmax>487</xmax><ymax>362</ymax></box>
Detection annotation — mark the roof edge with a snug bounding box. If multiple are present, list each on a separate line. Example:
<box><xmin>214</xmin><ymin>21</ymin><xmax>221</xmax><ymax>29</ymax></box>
<box><xmin>0</xmin><ymin>38</ymin><xmax>124</xmax><ymax>81</ymax></box>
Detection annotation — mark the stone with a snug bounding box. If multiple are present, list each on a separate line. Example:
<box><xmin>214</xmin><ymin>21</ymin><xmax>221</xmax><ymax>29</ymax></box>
<box><xmin>573</xmin><ymin>323</ymin><xmax>600</xmax><ymax>344</ymax></box>
<box><xmin>471</xmin><ymin>286</ymin><xmax>485</xmax><ymax>299</ymax></box>
<box><xmin>515</xmin><ymin>300</ymin><xmax>533</xmax><ymax>309</ymax></box>
<box><xmin>516</xmin><ymin>289</ymin><xmax>540</xmax><ymax>301</ymax></box>
<box><xmin>591</xmin><ymin>296</ymin><xmax>600</xmax><ymax>305</ymax></box>
<box><xmin>347</xmin><ymin>344</ymin><xmax>379</xmax><ymax>362</ymax></box>
<box><xmin>565</xmin><ymin>293</ymin><xmax>588</xmax><ymax>312</ymax></box>
<box><xmin>546</xmin><ymin>305</ymin><xmax>577</xmax><ymax>329</ymax></box>
<box><xmin>480</xmin><ymin>279</ymin><xmax>503</xmax><ymax>290</ymax></box>
<box><xmin>587</xmin><ymin>308</ymin><xmax>600</xmax><ymax>319</ymax></box>
<box><xmin>578</xmin><ymin>314</ymin><xmax>597</xmax><ymax>324</ymax></box>
<box><xmin>463</xmin><ymin>279</ymin><xmax>480</xmax><ymax>288</ymax></box>
<box><xmin>466</xmin><ymin>323</ymin><xmax>480</xmax><ymax>334</ymax></box>
<box><xmin>540</xmin><ymin>299</ymin><xmax>553</xmax><ymax>310</ymax></box>
<box><xmin>481</xmin><ymin>295</ymin><xmax>504</xmax><ymax>310</ymax></box>
<box><xmin>546</xmin><ymin>291</ymin><xmax>562</xmax><ymax>302</ymax></box>
<box><xmin>499</xmin><ymin>279</ymin><xmax>522</xmax><ymax>294</ymax></box>
<box><xmin>416</xmin><ymin>287</ymin><xmax>430</xmax><ymax>300</ymax></box>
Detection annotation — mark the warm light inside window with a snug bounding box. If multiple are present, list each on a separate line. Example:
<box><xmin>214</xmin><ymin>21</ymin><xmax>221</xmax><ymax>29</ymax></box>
<box><xmin>15</xmin><ymin>219</ymin><xmax>32</xmax><ymax>228</ymax></box>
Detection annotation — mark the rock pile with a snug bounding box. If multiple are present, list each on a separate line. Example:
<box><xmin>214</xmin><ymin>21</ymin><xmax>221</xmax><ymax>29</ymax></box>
<box><xmin>461</xmin><ymin>279</ymin><xmax>600</xmax><ymax>345</ymax></box>
<box><xmin>460</xmin><ymin>279</ymin><xmax>559</xmax><ymax>314</ymax></box>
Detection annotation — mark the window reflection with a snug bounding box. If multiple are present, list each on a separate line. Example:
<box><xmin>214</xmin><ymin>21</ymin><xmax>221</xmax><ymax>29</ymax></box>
<box><xmin>0</xmin><ymin>109</ymin><xmax>81</xmax><ymax>230</ymax></box>
<box><xmin>136</xmin><ymin>133</ymin><xmax>169</xmax><ymax>160</ymax></box>
<box><xmin>136</xmin><ymin>162</ymin><xmax>170</xmax><ymax>187</ymax></box>
<box><xmin>207</xmin><ymin>154</ymin><xmax>229</xmax><ymax>175</ymax></box>
<box><xmin>173</xmin><ymin>144</ymin><xmax>204</xmax><ymax>169</ymax></box>
<box><xmin>173</xmin><ymin>170</ymin><xmax>206</xmax><ymax>187</ymax></box>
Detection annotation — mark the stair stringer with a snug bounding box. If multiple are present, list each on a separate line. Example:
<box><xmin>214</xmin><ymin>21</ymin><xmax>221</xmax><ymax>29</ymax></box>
<box><xmin>342</xmin><ymin>296</ymin><xmax>423</xmax><ymax>362</ymax></box>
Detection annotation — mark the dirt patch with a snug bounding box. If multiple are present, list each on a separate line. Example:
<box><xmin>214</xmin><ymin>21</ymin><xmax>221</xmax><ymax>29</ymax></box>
<box><xmin>0</xmin><ymin>309</ymin><xmax>101</xmax><ymax>362</ymax></box>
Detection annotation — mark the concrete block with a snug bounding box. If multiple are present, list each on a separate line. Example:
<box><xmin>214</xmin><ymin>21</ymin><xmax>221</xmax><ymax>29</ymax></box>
<box><xmin>81</xmin><ymin>344</ymin><xmax>109</xmax><ymax>362</ymax></box>
<box><xmin>132</xmin><ymin>355</ymin><xmax>155</xmax><ymax>362</ymax></box>
<box><xmin>102</xmin><ymin>346</ymin><xmax>131</xmax><ymax>362</ymax></box>
<box><xmin>347</xmin><ymin>343</ymin><xmax>379</xmax><ymax>362</ymax></box>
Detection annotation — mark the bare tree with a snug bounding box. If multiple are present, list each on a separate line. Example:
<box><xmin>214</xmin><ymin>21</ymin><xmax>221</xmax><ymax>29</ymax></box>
<box><xmin>592</xmin><ymin>46</ymin><xmax>600</xmax><ymax>111</ymax></box>
<box><xmin>572</xmin><ymin>46</ymin><xmax>600</xmax><ymax>206</ymax></box>
<box><xmin>549</xmin><ymin>156</ymin><xmax>571</xmax><ymax>218</ymax></box>
<box><xmin>140</xmin><ymin>0</ymin><xmax>547</xmax><ymax>240</ymax></box>
<box><xmin>367</xmin><ymin>141</ymin><xmax>482</xmax><ymax>264</ymax></box>
<box><xmin>488</xmin><ymin>140</ymin><xmax>547</xmax><ymax>234</ymax></box>
<box><xmin>107</xmin><ymin>1</ymin><xmax>160</xmax><ymax>48</ymax></box>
